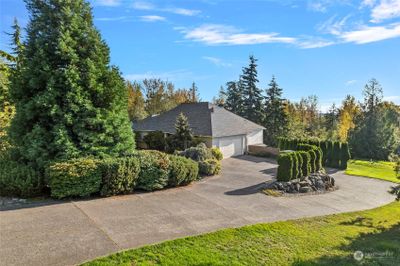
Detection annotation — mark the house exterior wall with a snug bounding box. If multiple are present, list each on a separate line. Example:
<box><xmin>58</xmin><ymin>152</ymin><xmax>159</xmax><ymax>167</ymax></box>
<box><xmin>246</xmin><ymin>129</ymin><xmax>264</xmax><ymax>146</ymax></box>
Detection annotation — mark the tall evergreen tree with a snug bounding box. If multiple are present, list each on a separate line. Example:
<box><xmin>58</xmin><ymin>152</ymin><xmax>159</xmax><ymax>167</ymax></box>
<box><xmin>174</xmin><ymin>113</ymin><xmax>193</xmax><ymax>150</ymax></box>
<box><xmin>240</xmin><ymin>55</ymin><xmax>264</xmax><ymax>124</ymax></box>
<box><xmin>189</xmin><ymin>82</ymin><xmax>200</xmax><ymax>103</ymax></box>
<box><xmin>264</xmin><ymin>76</ymin><xmax>288</xmax><ymax>146</ymax></box>
<box><xmin>224</xmin><ymin>81</ymin><xmax>243</xmax><ymax>115</ymax></box>
<box><xmin>349</xmin><ymin>79</ymin><xmax>388</xmax><ymax>159</ymax></box>
<box><xmin>9</xmin><ymin>0</ymin><xmax>135</xmax><ymax>172</ymax></box>
<box><xmin>325</xmin><ymin>103</ymin><xmax>339</xmax><ymax>140</ymax></box>
<box><xmin>213</xmin><ymin>86</ymin><xmax>226</xmax><ymax>107</ymax></box>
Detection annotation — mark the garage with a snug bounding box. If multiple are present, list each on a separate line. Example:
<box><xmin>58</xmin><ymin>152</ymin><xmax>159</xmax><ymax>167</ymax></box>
<box><xmin>213</xmin><ymin>135</ymin><xmax>245</xmax><ymax>158</ymax></box>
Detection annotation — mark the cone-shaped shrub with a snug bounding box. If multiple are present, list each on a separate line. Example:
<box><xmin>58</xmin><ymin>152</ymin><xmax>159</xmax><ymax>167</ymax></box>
<box><xmin>290</xmin><ymin>152</ymin><xmax>299</xmax><ymax>179</ymax></box>
<box><xmin>339</xmin><ymin>142</ymin><xmax>351</xmax><ymax>169</ymax></box>
<box><xmin>332</xmin><ymin>142</ymin><xmax>341</xmax><ymax>168</ymax></box>
<box><xmin>296</xmin><ymin>152</ymin><xmax>303</xmax><ymax>178</ymax></box>
<box><xmin>298</xmin><ymin>151</ymin><xmax>311</xmax><ymax>177</ymax></box>
<box><xmin>277</xmin><ymin>153</ymin><xmax>293</xmax><ymax>181</ymax></box>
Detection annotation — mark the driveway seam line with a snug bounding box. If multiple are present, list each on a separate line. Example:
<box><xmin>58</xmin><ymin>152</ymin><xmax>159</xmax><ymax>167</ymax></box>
<box><xmin>71</xmin><ymin>201</ymin><xmax>121</xmax><ymax>249</ymax></box>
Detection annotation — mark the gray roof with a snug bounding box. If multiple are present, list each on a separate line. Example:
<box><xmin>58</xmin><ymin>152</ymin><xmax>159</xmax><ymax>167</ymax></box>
<box><xmin>132</xmin><ymin>102</ymin><xmax>265</xmax><ymax>137</ymax></box>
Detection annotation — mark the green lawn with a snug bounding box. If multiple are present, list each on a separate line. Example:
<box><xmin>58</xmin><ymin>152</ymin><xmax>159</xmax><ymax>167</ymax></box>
<box><xmin>83</xmin><ymin>201</ymin><xmax>400</xmax><ymax>266</ymax></box>
<box><xmin>346</xmin><ymin>160</ymin><xmax>399</xmax><ymax>183</ymax></box>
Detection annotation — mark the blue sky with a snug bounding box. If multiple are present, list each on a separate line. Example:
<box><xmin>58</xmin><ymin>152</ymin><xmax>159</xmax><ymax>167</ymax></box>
<box><xmin>1</xmin><ymin>0</ymin><xmax>399</xmax><ymax>110</ymax></box>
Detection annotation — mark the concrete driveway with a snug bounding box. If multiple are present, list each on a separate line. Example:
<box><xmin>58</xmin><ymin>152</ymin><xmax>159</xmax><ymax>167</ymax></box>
<box><xmin>0</xmin><ymin>155</ymin><xmax>395</xmax><ymax>266</ymax></box>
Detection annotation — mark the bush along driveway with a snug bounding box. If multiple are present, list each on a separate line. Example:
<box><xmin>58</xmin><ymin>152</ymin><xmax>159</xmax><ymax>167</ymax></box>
<box><xmin>0</xmin><ymin>156</ymin><xmax>396</xmax><ymax>266</ymax></box>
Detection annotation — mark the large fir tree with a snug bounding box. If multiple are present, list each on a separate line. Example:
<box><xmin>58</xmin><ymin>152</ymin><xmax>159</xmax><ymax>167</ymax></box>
<box><xmin>240</xmin><ymin>55</ymin><xmax>264</xmax><ymax>124</ymax></box>
<box><xmin>349</xmin><ymin>79</ymin><xmax>391</xmax><ymax>159</ymax></box>
<box><xmin>224</xmin><ymin>81</ymin><xmax>243</xmax><ymax>115</ymax></box>
<box><xmin>264</xmin><ymin>76</ymin><xmax>288</xmax><ymax>146</ymax></box>
<box><xmin>9</xmin><ymin>0</ymin><xmax>135</xmax><ymax>171</ymax></box>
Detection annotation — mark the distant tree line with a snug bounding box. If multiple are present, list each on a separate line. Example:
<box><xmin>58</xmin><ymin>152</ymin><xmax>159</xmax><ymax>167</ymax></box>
<box><xmin>126</xmin><ymin>79</ymin><xmax>200</xmax><ymax>122</ymax></box>
<box><xmin>214</xmin><ymin>56</ymin><xmax>400</xmax><ymax>160</ymax></box>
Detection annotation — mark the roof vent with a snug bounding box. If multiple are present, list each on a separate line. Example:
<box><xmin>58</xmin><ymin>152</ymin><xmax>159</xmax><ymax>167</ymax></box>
<box><xmin>210</xmin><ymin>107</ymin><xmax>214</xmax><ymax>112</ymax></box>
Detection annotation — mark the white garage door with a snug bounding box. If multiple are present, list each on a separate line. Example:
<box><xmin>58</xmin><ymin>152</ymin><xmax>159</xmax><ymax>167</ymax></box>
<box><xmin>215</xmin><ymin>135</ymin><xmax>244</xmax><ymax>158</ymax></box>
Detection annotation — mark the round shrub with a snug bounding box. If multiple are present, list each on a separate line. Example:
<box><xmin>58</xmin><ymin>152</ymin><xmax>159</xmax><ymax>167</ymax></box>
<box><xmin>135</xmin><ymin>150</ymin><xmax>170</xmax><ymax>191</ymax></box>
<box><xmin>211</xmin><ymin>147</ymin><xmax>223</xmax><ymax>161</ymax></box>
<box><xmin>168</xmin><ymin>155</ymin><xmax>199</xmax><ymax>187</ymax></box>
<box><xmin>100</xmin><ymin>157</ymin><xmax>140</xmax><ymax>196</ymax></box>
<box><xmin>48</xmin><ymin>157</ymin><xmax>102</xmax><ymax>199</ymax></box>
<box><xmin>179</xmin><ymin>143</ymin><xmax>213</xmax><ymax>162</ymax></box>
<box><xmin>199</xmin><ymin>159</ymin><xmax>221</xmax><ymax>176</ymax></box>
<box><xmin>0</xmin><ymin>152</ymin><xmax>42</xmax><ymax>198</ymax></box>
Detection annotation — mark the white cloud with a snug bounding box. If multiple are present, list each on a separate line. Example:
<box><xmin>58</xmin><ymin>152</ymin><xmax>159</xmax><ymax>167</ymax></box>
<box><xmin>139</xmin><ymin>15</ymin><xmax>166</xmax><ymax>22</ymax></box>
<box><xmin>361</xmin><ymin>0</ymin><xmax>377</xmax><ymax>7</ymax></box>
<box><xmin>339</xmin><ymin>23</ymin><xmax>400</xmax><ymax>43</ymax></box>
<box><xmin>132</xmin><ymin>1</ymin><xmax>155</xmax><ymax>10</ymax></box>
<box><xmin>132</xmin><ymin>1</ymin><xmax>201</xmax><ymax>16</ymax></box>
<box><xmin>297</xmin><ymin>39</ymin><xmax>335</xmax><ymax>48</ymax></box>
<box><xmin>202</xmin><ymin>56</ymin><xmax>232</xmax><ymax>67</ymax></box>
<box><xmin>164</xmin><ymin>7</ymin><xmax>201</xmax><ymax>16</ymax></box>
<box><xmin>318</xmin><ymin>15</ymin><xmax>350</xmax><ymax>35</ymax></box>
<box><xmin>370</xmin><ymin>0</ymin><xmax>400</xmax><ymax>22</ymax></box>
<box><xmin>308</xmin><ymin>1</ymin><xmax>328</xmax><ymax>12</ymax></box>
<box><xmin>95</xmin><ymin>0</ymin><xmax>121</xmax><ymax>7</ymax></box>
<box><xmin>346</xmin><ymin>80</ymin><xmax>358</xmax><ymax>85</ymax></box>
<box><xmin>177</xmin><ymin>24</ymin><xmax>296</xmax><ymax>45</ymax></box>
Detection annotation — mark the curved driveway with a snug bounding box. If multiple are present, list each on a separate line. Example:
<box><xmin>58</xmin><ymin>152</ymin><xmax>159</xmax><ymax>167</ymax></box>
<box><xmin>0</xmin><ymin>156</ymin><xmax>395</xmax><ymax>266</ymax></box>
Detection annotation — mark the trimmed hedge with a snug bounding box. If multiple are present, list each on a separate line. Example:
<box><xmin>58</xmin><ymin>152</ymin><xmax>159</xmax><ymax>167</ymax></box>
<box><xmin>339</xmin><ymin>142</ymin><xmax>351</xmax><ymax>169</ymax></box>
<box><xmin>278</xmin><ymin>137</ymin><xmax>350</xmax><ymax>169</ymax></box>
<box><xmin>277</xmin><ymin>153</ymin><xmax>293</xmax><ymax>181</ymax></box>
<box><xmin>49</xmin><ymin>158</ymin><xmax>102</xmax><ymax>199</ymax></box>
<box><xmin>298</xmin><ymin>151</ymin><xmax>311</xmax><ymax>178</ymax></box>
<box><xmin>168</xmin><ymin>155</ymin><xmax>199</xmax><ymax>186</ymax></box>
<box><xmin>100</xmin><ymin>157</ymin><xmax>140</xmax><ymax>196</ymax></box>
<box><xmin>135</xmin><ymin>150</ymin><xmax>170</xmax><ymax>191</ymax></box>
<box><xmin>199</xmin><ymin>159</ymin><xmax>221</xmax><ymax>176</ymax></box>
<box><xmin>0</xmin><ymin>152</ymin><xmax>42</xmax><ymax>198</ymax></box>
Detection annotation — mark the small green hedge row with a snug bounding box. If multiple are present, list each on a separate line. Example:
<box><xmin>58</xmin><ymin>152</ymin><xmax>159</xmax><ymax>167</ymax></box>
<box><xmin>179</xmin><ymin>143</ymin><xmax>222</xmax><ymax>176</ymax></box>
<box><xmin>100</xmin><ymin>157</ymin><xmax>140</xmax><ymax>196</ymax></box>
<box><xmin>47</xmin><ymin>150</ymin><xmax>200</xmax><ymax>199</ymax></box>
<box><xmin>49</xmin><ymin>158</ymin><xmax>102</xmax><ymax>199</ymax></box>
<box><xmin>0</xmin><ymin>152</ymin><xmax>43</xmax><ymax>198</ymax></box>
<box><xmin>278</xmin><ymin>138</ymin><xmax>350</xmax><ymax>169</ymax></box>
<box><xmin>277</xmin><ymin>144</ymin><xmax>323</xmax><ymax>182</ymax></box>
